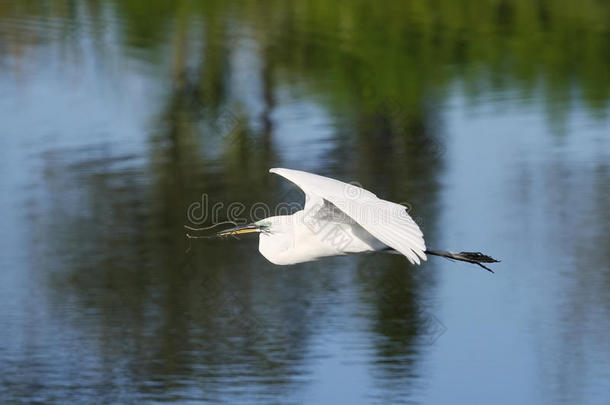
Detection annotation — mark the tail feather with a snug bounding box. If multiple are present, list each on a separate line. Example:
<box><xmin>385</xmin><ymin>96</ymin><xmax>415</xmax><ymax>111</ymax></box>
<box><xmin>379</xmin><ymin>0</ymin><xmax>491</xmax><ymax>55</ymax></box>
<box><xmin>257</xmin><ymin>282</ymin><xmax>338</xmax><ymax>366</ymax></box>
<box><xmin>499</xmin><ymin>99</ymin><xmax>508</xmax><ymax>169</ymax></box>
<box><xmin>424</xmin><ymin>250</ymin><xmax>500</xmax><ymax>273</ymax></box>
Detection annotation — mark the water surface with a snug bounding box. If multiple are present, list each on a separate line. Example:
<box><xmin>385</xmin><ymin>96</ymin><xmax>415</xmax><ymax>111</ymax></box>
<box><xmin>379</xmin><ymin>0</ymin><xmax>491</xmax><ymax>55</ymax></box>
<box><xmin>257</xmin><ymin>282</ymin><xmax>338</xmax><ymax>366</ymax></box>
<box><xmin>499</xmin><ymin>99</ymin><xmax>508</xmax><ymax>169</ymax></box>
<box><xmin>1</xmin><ymin>1</ymin><xmax>609</xmax><ymax>403</ymax></box>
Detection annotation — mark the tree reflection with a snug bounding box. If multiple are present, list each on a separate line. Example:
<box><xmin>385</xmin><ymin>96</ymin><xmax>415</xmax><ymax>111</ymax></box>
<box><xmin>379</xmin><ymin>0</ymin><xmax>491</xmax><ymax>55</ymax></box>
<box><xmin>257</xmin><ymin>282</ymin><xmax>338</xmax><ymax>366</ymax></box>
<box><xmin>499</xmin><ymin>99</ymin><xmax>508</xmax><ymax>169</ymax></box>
<box><xmin>2</xmin><ymin>0</ymin><xmax>609</xmax><ymax>402</ymax></box>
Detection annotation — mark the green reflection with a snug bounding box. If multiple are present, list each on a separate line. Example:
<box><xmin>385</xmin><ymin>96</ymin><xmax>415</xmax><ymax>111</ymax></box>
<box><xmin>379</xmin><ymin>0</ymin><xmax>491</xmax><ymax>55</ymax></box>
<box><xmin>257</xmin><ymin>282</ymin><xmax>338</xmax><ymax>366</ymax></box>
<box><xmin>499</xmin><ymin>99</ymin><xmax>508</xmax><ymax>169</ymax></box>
<box><xmin>2</xmin><ymin>0</ymin><xmax>609</xmax><ymax>122</ymax></box>
<box><xmin>2</xmin><ymin>0</ymin><xmax>609</xmax><ymax>403</ymax></box>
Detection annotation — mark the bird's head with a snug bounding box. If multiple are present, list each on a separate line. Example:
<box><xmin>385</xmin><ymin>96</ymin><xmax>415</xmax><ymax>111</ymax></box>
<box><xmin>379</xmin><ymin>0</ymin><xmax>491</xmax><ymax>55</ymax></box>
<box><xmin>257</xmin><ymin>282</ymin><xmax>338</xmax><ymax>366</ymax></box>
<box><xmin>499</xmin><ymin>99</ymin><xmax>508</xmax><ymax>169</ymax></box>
<box><xmin>216</xmin><ymin>216</ymin><xmax>300</xmax><ymax>265</ymax></box>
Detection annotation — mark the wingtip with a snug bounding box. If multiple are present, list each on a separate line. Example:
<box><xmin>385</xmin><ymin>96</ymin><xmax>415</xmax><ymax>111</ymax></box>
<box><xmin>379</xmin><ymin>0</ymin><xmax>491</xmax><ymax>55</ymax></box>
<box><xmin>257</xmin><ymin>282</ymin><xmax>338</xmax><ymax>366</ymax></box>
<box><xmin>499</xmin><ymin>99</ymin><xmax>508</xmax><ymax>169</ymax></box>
<box><xmin>404</xmin><ymin>249</ymin><xmax>424</xmax><ymax>266</ymax></box>
<box><xmin>269</xmin><ymin>167</ymin><xmax>289</xmax><ymax>175</ymax></box>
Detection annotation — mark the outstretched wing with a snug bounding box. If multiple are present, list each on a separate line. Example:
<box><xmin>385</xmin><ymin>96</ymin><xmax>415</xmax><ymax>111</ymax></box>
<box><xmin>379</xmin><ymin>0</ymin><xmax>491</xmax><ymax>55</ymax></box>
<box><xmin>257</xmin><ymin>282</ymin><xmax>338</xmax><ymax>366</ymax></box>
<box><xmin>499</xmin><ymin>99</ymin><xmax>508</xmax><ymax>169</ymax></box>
<box><xmin>270</xmin><ymin>168</ymin><xmax>427</xmax><ymax>264</ymax></box>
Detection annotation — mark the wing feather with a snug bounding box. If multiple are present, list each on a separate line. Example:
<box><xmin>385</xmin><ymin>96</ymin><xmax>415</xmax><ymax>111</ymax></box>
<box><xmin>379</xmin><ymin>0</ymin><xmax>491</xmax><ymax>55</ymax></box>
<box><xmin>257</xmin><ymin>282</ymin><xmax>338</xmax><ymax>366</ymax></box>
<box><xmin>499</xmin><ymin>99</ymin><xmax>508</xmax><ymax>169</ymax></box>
<box><xmin>270</xmin><ymin>168</ymin><xmax>427</xmax><ymax>264</ymax></box>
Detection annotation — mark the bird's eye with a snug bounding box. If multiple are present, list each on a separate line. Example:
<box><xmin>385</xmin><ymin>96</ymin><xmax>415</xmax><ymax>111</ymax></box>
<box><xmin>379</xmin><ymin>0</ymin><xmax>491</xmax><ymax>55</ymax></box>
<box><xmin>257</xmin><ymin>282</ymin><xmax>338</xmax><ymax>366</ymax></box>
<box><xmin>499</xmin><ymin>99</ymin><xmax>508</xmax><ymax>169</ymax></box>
<box><xmin>255</xmin><ymin>221</ymin><xmax>273</xmax><ymax>234</ymax></box>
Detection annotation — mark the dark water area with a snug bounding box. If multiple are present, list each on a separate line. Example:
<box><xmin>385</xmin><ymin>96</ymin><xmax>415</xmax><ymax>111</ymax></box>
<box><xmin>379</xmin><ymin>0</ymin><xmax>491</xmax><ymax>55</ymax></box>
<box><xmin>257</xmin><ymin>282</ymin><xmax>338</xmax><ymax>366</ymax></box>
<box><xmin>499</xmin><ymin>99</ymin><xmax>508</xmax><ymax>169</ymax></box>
<box><xmin>1</xmin><ymin>1</ymin><xmax>609</xmax><ymax>403</ymax></box>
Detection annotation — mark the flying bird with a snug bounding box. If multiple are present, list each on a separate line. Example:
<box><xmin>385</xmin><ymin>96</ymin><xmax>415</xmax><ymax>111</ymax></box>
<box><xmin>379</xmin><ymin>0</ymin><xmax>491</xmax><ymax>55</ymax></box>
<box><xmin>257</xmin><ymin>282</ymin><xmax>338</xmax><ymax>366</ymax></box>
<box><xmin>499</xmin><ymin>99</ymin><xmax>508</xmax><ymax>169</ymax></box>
<box><xmin>187</xmin><ymin>168</ymin><xmax>499</xmax><ymax>272</ymax></box>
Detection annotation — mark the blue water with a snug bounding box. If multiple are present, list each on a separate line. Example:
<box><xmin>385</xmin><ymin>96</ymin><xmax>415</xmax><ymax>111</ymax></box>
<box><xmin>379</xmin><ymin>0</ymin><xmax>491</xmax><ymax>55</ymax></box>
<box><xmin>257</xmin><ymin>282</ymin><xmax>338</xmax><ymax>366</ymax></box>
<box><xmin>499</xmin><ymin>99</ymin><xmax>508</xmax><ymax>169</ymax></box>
<box><xmin>1</xmin><ymin>1</ymin><xmax>609</xmax><ymax>403</ymax></box>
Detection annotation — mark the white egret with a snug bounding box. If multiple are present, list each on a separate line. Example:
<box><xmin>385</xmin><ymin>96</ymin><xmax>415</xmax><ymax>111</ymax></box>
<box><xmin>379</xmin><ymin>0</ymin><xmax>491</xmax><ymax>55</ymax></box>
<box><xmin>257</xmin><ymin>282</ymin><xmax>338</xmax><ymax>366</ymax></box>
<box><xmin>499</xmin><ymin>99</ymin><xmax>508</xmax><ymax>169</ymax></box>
<box><xmin>188</xmin><ymin>168</ymin><xmax>498</xmax><ymax>272</ymax></box>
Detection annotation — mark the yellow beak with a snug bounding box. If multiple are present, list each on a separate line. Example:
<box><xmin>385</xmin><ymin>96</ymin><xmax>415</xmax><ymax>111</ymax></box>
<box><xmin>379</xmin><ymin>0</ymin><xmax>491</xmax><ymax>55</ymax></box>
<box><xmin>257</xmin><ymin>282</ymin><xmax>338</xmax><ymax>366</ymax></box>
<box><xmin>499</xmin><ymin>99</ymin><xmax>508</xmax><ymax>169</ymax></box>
<box><xmin>216</xmin><ymin>224</ymin><xmax>260</xmax><ymax>237</ymax></box>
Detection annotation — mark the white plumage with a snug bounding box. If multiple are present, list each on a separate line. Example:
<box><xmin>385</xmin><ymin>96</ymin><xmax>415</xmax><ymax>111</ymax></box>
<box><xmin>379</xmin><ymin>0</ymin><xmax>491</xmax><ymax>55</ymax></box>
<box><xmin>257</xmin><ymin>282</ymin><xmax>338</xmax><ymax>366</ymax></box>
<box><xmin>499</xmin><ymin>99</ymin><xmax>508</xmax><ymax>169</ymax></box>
<box><xmin>264</xmin><ymin>168</ymin><xmax>427</xmax><ymax>265</ymax></box>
